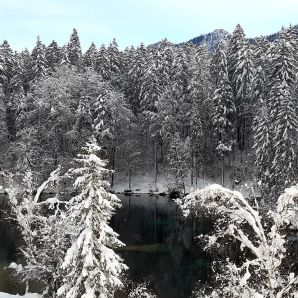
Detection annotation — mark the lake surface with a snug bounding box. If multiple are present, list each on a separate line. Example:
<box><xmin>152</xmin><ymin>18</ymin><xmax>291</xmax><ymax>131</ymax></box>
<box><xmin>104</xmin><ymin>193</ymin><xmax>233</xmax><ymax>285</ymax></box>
<box><xmin>0</xmin><ymin>195</ymin><xmax>212</xmax><ymax>298</ymax></box>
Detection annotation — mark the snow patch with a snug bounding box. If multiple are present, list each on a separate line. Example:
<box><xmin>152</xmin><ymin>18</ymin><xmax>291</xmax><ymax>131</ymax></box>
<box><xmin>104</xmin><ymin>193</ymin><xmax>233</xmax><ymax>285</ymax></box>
<box><xmin>0</xmin><ymin>293</ymin><xmax>41</xmax><ymax>298</ymax></box>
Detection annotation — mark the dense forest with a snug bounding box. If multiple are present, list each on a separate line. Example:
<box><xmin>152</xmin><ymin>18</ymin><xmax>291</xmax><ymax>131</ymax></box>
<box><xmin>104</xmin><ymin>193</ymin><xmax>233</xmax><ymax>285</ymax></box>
<box><xmin>0</xmin><ymin>24</ymin><xmax>297</xmax><ymax>199</ymax></box>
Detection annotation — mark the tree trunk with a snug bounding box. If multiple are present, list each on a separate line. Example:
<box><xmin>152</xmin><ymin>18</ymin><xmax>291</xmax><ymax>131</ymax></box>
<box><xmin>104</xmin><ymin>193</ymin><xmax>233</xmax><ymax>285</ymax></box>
<box><xmin>153</xmin><ymin>198</ymin><xmax>157</xmax><ymax>242</ymax></box>
<box><xmin>191</xmin><ymin>151</ymin><xmax>194</xmax><ymax>187</ymax></box>
<box><xmin>110</xmin><ymin>146</ymin><xmax>116</xmax><ymax>188</ymax></box>
<box><xmin>128</xmin><ymin>168</ymin><xmax>132</xmax><ymax>191</ymax></box>
<box><xmin>154</xmin><ymin>138</ymin><xmax>158</xmax><ymax>191</ymax></box>
<box><xmin>160</xmin><ymin>139</ymin><xmax>164</xmax><ymax>162</ymax></box>
<box><xmin>221</xmin><ymin>156</ymin><xmax>225</xmax><ymax>187</ymax></box>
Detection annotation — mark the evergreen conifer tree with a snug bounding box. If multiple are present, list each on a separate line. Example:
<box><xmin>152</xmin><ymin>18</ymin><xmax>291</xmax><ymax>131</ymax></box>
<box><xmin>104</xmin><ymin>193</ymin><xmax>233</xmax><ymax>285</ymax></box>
<box><xmin>58</xmin><ymin>138</ymin><xmax>127</xmax><ymax>298</ymax></box>
<box><xmin>213</xmin><ymin>43</ymin><xmax>235</xmax><ymax>185</ymax></box>
<box><xmin>83</xmin><ymin>42</ymin><xmax>97</xmax><ymax>68</ymax></box>
<box><xmin>95</xmin><ymin>44</ymin><xmax>111</xmax><ymax>81</ymax></box>
<box><xmin>67</xmin><ymin>28</ymin><xmax>82</xmax><ymax>67</ymax></box>
<box><xmin>31</xmin><ymin>36</ymin><xmax>47</xmax><ymax>80</ymax></box>
<box><xmin>46</xmin><ymin>40</ymin><xmax>62</xmax><ymax>70</ymax></box>
<box><xmin>228</xmin><ymin>24</ymin><xmax>254</xmax><ymax>152</ymax></box>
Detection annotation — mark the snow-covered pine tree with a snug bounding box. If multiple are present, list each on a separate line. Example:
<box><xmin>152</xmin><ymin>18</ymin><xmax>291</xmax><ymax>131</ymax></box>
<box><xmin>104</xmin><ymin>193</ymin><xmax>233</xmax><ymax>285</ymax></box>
<box><xmin>5</xmin><ymin>53</ymin><xmax>24</xmax><ymax>142</ymax></box>
<box><xmin>155</xmin><ymin>41</ymin><xmax>173</xmax><ymax>90</ymax></box>
<box><xmin>58</xmin><ymin>138</ymin><xmax>127</xmax><ymax>298</ymax></box>
<box><xmin>31</xmin><ymin>36</ymin><xmax>47</xmax><ymax>80</ymax></box>
<box><xmin>0</xmin><ymin>89</ymin><xmax>8</xmax><ymax>145</ymax></box>
<box><xmin>269</xmin><ymin>81</ymin><xmax>297</xmax><ymax>195</ymax></box>
<box><xmin>156</xmin><ymin>85</ymin><xmax>184</xmax><ymax>146</ymax></box>
<box><xmin>67</xmin><ymin>28</ymin><xmax>82</xmax><ymax>67</ymax></box>
<box><xmin>140</xmin><ymin>43</ymin><xmax>173</xmax><ymax>114</ymax></box>
<box><xmin>83</xmin><ymin>42</ymin><xmax>97</xmax><ymax>68</ymax></box>
<box><xmin>140</xmin><ymin>52</ymin><xmax>161</xmax><ymax>113</ymax></box>
<box><xmin>269</xmin><ymin>28</ymin><xmax>297</xmax><ymax>88</ymax></box>
<box><xmin>60</xmin><ymin>45</ymin><xmax>71</xmax><ymax>66</ymax></box>
<box><xmin>166</xmin><ymin>132</ymin><xmax>189</xmax><ymax>194</ymax></box>
<box><xmin>252</xmin><ymin>63</ymin><xmax>272</xmax><ymax>196</ymax></box>
<box><xmin>212</xmin><ymin>43</ymin><xmax>235</xmax><ymax>186</ymax></box>
<box><xmin>94</xmin><ymin>87</ymin><xmax>134</xmax><ymax>188</ymax></box>
<box><xmin>253</xmin><ymin>36</ymin><xmax>270</xmax><ymax>71</ymax></box>
<box><xmin>228</xmin><ymin>24</ymin><xmax>246</xmax><ymax>83</ymax></box>
<box><xmin>108</xmin><ymin>38</ymin><xmax>121</xmax><ymax>74</ymax></box>
<box><xmin>188</xmin><ymin>44</ymin><xmax>213</xmax><ymax>184</ymax></box>
<box><xmin>0</xmin><ymin>40</ymin><xmax>15</xmax><ymax>97</ymax></box>
<box><xmin>227</xmin><ymin>24</ymin><xmax>255</xmax><ymax>152</ymax></box>
<box><xmin>10</xmin><ymin>53</ymin><xmax>24</xmax><ymax>96</ymax></box>
<box><xmin>267</xmin><ymin>27</ymin><xmax>298</xmax><ymax>197</ymax></box>
<box><xmin>18</xmin><ymin>48</ymin><xmax>34</xmax><ymax>93</ymax></box>
<box><xmin>0</xmin><ymin>43</ymin><xmax>23</xmax><ymax>141</ymax></box>
<box><xmin>139</xmin><ymin>48</ymin><xmax>163</xmax><ymax>188</ymax></box>
<box><xmin>45</xmin><ymin>40</ymin><xmax>62</xmax><ymax>70</ymax></box>
<box><xmin>188</xmin><ymin>74</ymin><xmax>203</xmax><ymax>185</ymax></box>
<box><xmin>154</xmin><ymin>84</ymin><xmax>187</xmax><ymax>191</ymax></box>
<box><xmin>125</xmin><ymin>43</ymin><xmax>148</xmax><ymax>113</ymax></box>
<box><xmin>95</xmin><ymin>44</ymin><xmax>111</xmax><ymax>81</ymax></box>
<box><xmin>171</xmin><ymin>47</ymin><xmax>189</xmax><ymax>93</ymax></box>
<box><xmin>107</xmin><ymin>38</ymin><xmax>124</xmax><ymax>89</ymax></box>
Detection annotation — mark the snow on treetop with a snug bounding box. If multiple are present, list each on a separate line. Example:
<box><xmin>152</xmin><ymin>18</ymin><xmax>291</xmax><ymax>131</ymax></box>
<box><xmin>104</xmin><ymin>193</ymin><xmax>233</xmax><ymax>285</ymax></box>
<box><xmin>178</xmin><ymin>184</ymin><xmax>243</xmax><ymax>217</ymax></box>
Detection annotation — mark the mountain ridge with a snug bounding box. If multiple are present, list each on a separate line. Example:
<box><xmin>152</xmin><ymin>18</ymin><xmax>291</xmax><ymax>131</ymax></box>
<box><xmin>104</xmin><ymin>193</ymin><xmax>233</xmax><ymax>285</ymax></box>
<box><xmin>151</xmin><ymin>25</ymin><xmax>298</xmax><ymax>51</ymax></box>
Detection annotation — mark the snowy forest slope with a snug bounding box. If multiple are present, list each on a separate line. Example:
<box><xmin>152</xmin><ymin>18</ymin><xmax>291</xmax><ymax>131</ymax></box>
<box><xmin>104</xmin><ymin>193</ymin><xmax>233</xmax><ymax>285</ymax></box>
<box><xmin>0</xmin><ymin>24</ymin><xmax>296</xmax><ymax>199</ymax></box>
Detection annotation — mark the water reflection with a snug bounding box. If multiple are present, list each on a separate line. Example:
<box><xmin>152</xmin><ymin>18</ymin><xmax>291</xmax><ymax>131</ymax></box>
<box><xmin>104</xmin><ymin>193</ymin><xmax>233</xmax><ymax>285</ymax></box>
<box><xmin>112</xmin><ymin>195</ymin><xmax>211</xmax><ymax>298</ymax></box>
<box><xmin>0</xmin><ymin>208</ymin><xmax>25</xmax><ymax>295</ymax></box>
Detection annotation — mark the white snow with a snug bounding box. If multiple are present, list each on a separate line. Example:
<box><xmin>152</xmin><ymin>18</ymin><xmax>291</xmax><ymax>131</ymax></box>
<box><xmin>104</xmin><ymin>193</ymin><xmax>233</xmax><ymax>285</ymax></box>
<box><xmin>8</xmin><ymin>263</ymin><xmax>22</xmax><ymax>273</ymax></box>
<box><xmin>0</xmin><ymin>293</ymin><xmax>41</xmax><ymax>298</ymax></box>
<box><xmin>112</xmin><ymin>170</ymin><xmax>256</xmax><ymax>198</ymax></box>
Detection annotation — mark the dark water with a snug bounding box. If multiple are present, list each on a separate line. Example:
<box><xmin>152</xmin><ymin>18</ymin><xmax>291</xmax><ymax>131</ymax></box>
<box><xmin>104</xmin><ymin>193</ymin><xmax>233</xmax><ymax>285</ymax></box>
<box><xmin>0</xmin><ymin>205</ymin><xmax>26</xmax><ymax>295</ymax></box>
<box><xmin>0</xmin><ymin>195</ymin><xmax>212</xmax><ymax>297</ymax></box>
<box><xmin>112</xmin><ymin>195</ymin><xmax>212</xmax><ymax>298</ymax></box>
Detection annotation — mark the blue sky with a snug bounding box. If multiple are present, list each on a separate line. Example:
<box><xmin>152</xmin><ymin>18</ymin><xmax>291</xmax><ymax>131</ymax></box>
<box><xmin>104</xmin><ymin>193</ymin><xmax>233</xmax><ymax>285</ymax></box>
<box><xmin>0</xmin><ymin>0</ymin><xmax>297</xmax><ymax>51</ymax></box>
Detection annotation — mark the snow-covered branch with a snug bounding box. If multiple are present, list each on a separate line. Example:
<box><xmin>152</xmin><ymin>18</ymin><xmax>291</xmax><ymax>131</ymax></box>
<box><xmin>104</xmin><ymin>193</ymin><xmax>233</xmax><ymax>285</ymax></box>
<box><xmin>179</xmin><ymin>184</ymin><xmax>298</xmax><ymax>297</ymax></box>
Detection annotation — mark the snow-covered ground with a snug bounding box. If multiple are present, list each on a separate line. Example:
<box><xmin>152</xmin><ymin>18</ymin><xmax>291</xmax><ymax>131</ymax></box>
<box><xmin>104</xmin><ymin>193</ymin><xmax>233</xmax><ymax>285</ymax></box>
<box><xmin>112</xmin><ymin>171</ymin><xmax>212</xmax><ymax>193</ymax></box>
<box><xmin>112</xmin><ymin>171</ymin><xmax>256</xmax><ymax>198</ymax></box>
<box><xmin>0</xmin><ymin>293</ymin><xmax>41</xmax><ymax>298</ymax></box>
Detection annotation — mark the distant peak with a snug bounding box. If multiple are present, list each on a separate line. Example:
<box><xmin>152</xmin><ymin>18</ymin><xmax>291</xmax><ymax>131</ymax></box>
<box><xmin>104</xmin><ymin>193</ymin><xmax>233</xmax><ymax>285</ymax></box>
<box><xmin>187</xmin><ymin>29</ymin><xmax>230</xmax><ymax>51</ymax></box>
<box><xmin>211</xmin><ymin>29</ymin><xmax>229</xmax><ymax>34</ymax></box>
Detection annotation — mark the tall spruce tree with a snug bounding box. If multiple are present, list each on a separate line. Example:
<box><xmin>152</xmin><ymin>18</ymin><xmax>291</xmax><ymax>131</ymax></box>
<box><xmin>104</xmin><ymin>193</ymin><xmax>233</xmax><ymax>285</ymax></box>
<box><xmin>213</xmin><ymin>43</ymin><xmax>235</xmax><ymax>186</ymax></box>
<box><xmin>252</xmin><ymin>61</ymin><xmax>272</xmax><ymax>192</ymax></box>
<box><xmin>172</xmin><ymin>47</ymin><xmax>189</xmax><ymax>93</ymax></box>
<box><xmin>83</xmin><ymin>42</ymin><xmax>97</xmax><ymax>68</ymax></box>
<box><xmin>0</xmin><ymin>40</ymin><xmax>15</xmax><ymax>97</ymax></box>
<box><xmin>46</xmin><ymin>40</ymin><xmax>62</xmax><ymax>70</ymax></box>
<box><xmin>107</xmin><ymin>38</ymin><xmax>123</xmax><ymax>88</ymax></box>
<box><xmin>58</xmin><ymin>138</ymin><xmax>127</xmax><ymax>298</ymax></box>
<box><xmin>31</xmin><ymin>36</ymin><xmax>47</xmax><ymax>80</ymax></box>
<box><xmin>125</xmin><ymin>43</ymin><xmax>148</xmax><ymax>113</ymax></box>
<box><xmin>95</xmin><ymin>44</ymin><xmax>111</xmax><ymax>81</ymax></box>
<box><xmin>267</xmin><ymin>28</ymin><xmax>298</xmax><ymax>196</ymax></box>
<box><xmin>67</xmin><ymin>28</ymin><xmax>82</xmax><ymax>67</ymax></box>
<box><xmin>19</xmin><ymin>48</ymin><xmax>34</xmax><ymax>93</ymax></box>
<box><xmin>61</xmin><ymin>45</ymin><xmax>71</xmax><ymax>66</ymax></box>
<box><xmin>188</xmin><ymin>44</ymin><xmax>213</xmax><ymax>184</ymax></box>
<box><xmin>228</xmin><ymin>24</ymin><xmax>255</xmax><ymax>152</ymax></box>
<box><xmin>270</xmin><ymin>82</ymin><xmax>297</xmax><ymax>194</ymax></box>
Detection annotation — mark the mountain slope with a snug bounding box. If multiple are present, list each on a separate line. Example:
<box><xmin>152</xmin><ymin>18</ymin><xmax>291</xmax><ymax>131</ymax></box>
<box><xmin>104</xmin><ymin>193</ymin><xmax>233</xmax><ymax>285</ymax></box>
<box><xmin>187</xmin><ymin>29</ymin><xmax>230</xmax><ymax>51</ymax></box>
<box><xmin>150</xmin><ymin>25</ymin><xmax>298</xmax><ymax>52</ymax></box>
